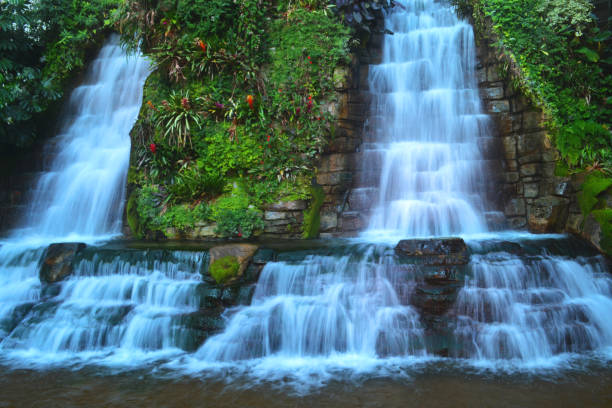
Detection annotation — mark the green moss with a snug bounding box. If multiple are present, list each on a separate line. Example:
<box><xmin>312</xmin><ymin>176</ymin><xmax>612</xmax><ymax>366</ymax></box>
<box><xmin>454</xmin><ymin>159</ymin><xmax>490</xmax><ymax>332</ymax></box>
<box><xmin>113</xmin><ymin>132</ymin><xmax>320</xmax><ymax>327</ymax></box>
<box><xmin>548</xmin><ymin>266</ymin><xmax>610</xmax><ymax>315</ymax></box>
<box><xmin>577</xmin><ymin>173</ymin><xmax>612</xmax><ymax>218</ymax></box>
<box><xmin>591</xmin><ymin>209</ymin><xmax>612</xmax><ymax>256</ymax></box>
<box><xmin>126</xmin><ymin>190</ymin><xmax>142</xmax><ymax>238</ymax></box>
<box><xmin>209</xmin><ymin>256</ymin><xmax>240</xmax><ymax>284</ymax></box>
<box><xmin>302</xmin><ymin>185</ymin><xmax>325</xmax><ymax>239</ymax></box>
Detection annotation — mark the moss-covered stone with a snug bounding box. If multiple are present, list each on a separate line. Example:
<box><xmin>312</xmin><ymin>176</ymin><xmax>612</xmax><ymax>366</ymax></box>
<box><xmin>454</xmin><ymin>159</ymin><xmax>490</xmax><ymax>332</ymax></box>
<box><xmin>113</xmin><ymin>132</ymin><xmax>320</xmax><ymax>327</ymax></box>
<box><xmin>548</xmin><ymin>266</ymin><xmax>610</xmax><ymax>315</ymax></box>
<box><xmin>209</xmin><ymin>256</ymin><xmax>240</xmax><ymax>284</ymax></box>
<box><xmin>302</xmin><ymin>186</ymin><xmax>325</xmax><ymax>239</ymax></box>
<box><xmin>126</xmin><ymin>190</ymin><xmax>142</xmax><ymax>238</ymax></box>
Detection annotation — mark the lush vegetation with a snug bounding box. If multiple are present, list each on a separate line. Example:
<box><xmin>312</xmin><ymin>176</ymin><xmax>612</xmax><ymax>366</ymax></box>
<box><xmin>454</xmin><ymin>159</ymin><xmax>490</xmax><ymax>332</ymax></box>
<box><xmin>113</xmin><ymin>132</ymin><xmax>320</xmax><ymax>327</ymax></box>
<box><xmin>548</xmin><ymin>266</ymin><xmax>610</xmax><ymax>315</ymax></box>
<box><xmin>0</xmin><ymin>0</ymin><xmax>118</xmax><ymax>148</ymax></box>
<box><xmin>454</xmin><ymin>0</ymin><xmax>611</xmax><ymax>172</ymax></box>
<box><xmin>453</xmin><ymin>0</ymin><xmax>612</xmax><ymax>252</ymax></box>
<box><xmin>119</xmin><ymin>0</ymin><xmax>366</xmax><ymax>238</ymax></box>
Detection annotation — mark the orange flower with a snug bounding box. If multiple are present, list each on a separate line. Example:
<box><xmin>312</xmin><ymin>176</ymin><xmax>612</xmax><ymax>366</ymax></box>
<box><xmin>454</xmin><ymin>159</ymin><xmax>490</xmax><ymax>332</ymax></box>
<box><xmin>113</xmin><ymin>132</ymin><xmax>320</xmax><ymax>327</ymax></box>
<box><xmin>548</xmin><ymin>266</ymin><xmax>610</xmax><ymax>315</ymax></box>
<box><xmin>198</xmin><ymin>40</ymin><xmax>207</xmax><ymax>52</ymax></box>
<box><xmin>146</xmin><ymin>100</ymin><xmax>156</xmax><ymax>111</ymax></box>
<box><xmin>246</xmin><ymin>94</ymin><xmax>254</xmax><ymax>110</ymax></box>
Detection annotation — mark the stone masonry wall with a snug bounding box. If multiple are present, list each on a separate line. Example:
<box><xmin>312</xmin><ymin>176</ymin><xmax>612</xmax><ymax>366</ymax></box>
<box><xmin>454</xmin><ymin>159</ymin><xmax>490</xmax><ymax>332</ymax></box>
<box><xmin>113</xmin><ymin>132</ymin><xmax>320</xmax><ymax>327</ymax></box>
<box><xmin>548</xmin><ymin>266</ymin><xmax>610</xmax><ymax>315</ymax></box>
<box><xmin>474</xmin><ymin>17</ymin><xmax>606</xmax><ymax>252</ymax></box>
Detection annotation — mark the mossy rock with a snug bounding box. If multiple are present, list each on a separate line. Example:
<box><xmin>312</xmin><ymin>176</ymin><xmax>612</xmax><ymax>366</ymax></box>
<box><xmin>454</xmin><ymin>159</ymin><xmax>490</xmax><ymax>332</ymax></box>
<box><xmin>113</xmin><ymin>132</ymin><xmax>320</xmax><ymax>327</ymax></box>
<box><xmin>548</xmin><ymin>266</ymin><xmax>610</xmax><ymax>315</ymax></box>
<box><xmin>302</xmin><ymin>186</ymin><xmax>325</xmax><ymax>239</ymax></box>
<box><xmin>208</xmin><ymin>244</ymin><xmax>259</xmax><ymax>284</ymax></box>
<box><xmin>209</xmin><ymin>256</ymin><xmax>240</xmax><ymax>284</ymax></box>
<box><xmin>126</xmin><ymin>190</ymin><xmax>142</xmax><ymax>238</ymax></box>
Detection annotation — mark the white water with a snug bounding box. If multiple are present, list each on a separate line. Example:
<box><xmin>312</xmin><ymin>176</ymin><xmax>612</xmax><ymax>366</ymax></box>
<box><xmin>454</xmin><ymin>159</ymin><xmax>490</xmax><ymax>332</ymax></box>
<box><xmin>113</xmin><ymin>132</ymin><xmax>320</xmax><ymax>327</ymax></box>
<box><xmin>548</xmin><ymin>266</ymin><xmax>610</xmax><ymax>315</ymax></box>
<box><xmin>187</xmin><ymin>0</ymin><xmax>612</xmax><ymax>381</ymax></box>
<box><xmin>0</xmin><ymin>37</ymin><xmax>152</xmax><ymax>363</ymax></box>
<box><xmin>0</xmin><ymin>1</ymin><xmax>611</xmax><ymax>390</ymax></box>
<box><xmin>197</xmin><ymin>245</ymin><xmax>425</xmax><ymax>362</ymax></box>
<box><xmin>361</xmin><ymin>0</ymin><xmax>491</xmax><ymax>237</ymax></box>
<box><xmin>455</xmin><ymin>251</ymin><xmax>612</xmax><ymax>366</ymax></box>
<box><xmin>0</xmin><ymin>250</ymin><xmax>206</xmax><ymax>366</ymax></box>
<box><xmin>10</xmin><ymin>36</ymin><xmax>150</xmax><ymax>242</ymax></box>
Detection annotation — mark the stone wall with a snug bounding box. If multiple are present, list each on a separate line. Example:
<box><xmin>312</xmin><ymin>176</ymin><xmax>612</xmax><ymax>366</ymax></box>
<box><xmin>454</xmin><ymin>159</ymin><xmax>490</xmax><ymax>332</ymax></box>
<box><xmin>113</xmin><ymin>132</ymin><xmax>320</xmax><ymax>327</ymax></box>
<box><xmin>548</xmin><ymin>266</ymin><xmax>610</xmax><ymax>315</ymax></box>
<box><xmin>315</xmin><ymin>34</ymin><xmax>384</xmax><ymax>237</ymax></box>
<box><xmin>474</xmin><ymin>34</ymin><xmax>571</xmax><ymax>232</ymax></box>
<box><xmin>474</xmin><ymin>17</ymin><xmax>607</xmax><ymax>253</ymax></box>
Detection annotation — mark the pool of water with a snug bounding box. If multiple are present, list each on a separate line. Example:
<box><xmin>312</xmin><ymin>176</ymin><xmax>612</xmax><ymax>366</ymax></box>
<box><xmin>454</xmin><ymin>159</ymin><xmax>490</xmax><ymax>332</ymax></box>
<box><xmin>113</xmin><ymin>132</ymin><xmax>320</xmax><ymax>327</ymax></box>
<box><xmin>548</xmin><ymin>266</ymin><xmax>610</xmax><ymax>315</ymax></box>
<box><xmin>1</xmin><ymin>362</ymin><xmax>610</xmax><ymax>407</ymax></box>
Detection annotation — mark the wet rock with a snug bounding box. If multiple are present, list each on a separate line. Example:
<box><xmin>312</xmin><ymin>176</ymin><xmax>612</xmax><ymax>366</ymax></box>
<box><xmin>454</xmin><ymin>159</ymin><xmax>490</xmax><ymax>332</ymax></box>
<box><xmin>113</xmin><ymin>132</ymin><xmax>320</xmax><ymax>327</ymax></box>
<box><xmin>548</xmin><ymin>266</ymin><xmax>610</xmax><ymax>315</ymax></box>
<box><xmin>528</xmin><ymin>196</ymin><xmax>569</xmax><ymax>233</ymax></box>
<box><xmin>252</xmin><ymin>248</ymin><xmax>276</xmax><ymax>264</ymax></box>
<box><xmin>209</xmin><ymin>244</ymin><xmax>258</xmax><ymax>283</ymax></box>
<box><xmin>39</xmin><ymin>242</ymin><xmax>86</xmax><ymax>283</ymax></box>
<box><xmin>319</xmin><ymin>211</ymin><xmax>338</xmax><ymax>231</ymax></box>
<box><xmin>423</xmin><ymin>267</ymin><xmax>459</xmax><ymax>285</ymax></box>
<box><xmin>395</xmin><ymin>238</ymin><xmax>469</xmax><ymax>266</ymax></box>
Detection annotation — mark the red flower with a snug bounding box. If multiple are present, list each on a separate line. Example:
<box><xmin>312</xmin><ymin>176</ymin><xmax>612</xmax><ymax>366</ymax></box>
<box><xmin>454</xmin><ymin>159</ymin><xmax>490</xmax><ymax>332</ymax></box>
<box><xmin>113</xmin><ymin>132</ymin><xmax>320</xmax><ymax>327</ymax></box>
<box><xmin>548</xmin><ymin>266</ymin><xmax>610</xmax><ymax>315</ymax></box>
<box><xmin>198</xmin><ymin>40</ymin><xmax>207</xmax><ymax>52</ymax></box>
<box><xmin>149</xmin><ymin>143</ymin><xmax>156</xmax><ymax>154</ymax></box>
<box><xmin>266</xmin><ymin>135</ymin><xmax>271</xmax><ymax>142</ymax></box>
<box><xmin>237</xmin><ymin>232</ymin><xmax>242</xmax><ymax>237</ymax></box>
<box><xmin>246</xmin><ymin>94</ymin><xmax>254</xmax><ymax>110</ymax></box>
<box><xmin>181</xmin><ymin>97</ymin><xmax>190</xmax><ymax>109</ymax></box>
<box><xmin>146</xmin><ymin>100</ymin><xmax>157</xmax><ymax>111</ymax></box>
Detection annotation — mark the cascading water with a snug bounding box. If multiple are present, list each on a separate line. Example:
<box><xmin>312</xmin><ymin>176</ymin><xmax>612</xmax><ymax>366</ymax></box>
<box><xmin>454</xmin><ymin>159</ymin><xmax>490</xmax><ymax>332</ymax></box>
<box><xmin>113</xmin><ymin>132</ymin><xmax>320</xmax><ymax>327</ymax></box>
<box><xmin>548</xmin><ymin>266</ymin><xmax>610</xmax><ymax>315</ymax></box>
<box><xmin>11</xmin><ymin>35</ymin><xmax>150</xmax><ymax>241</ymax></box>
<box><xmin>0</xmin><ymin>36</ymin><xmax>156</xmax><ymax>363</ymax></box>
<box><xmin>1</xmin><ymin>249</ymin><xmax>208</xmax><ymax>364</ymax></box>
<box><xmin>188</xmin><ymin>0</ymin><xmax>612</xmax><ymax>380</ymax></box>
<box><xmin>196</xmin><ymin>245</ymin><xmax>426</xmax><ymax>363</ymax></box>
<box><xmin>359</xmin><ymin>0</ymin><xmax>492</xmax><ymax>237</ymax></box>
<box><xmin>453</xmin><ymin>244</ymin><xmax>612</xmax><ymax>364</ymax></box>
<box><xmin>0</xmin><ymin>1</ymin><xmax>610</xmax><ymax>394</ymax></box>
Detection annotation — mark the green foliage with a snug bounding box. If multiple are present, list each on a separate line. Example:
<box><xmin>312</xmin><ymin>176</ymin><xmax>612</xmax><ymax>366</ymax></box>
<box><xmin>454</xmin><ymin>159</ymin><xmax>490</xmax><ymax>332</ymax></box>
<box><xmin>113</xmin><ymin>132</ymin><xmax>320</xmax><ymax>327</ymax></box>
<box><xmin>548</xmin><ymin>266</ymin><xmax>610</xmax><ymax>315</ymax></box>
<box><xmin>211</xmin><ymin>182</ymin><xmax>264</xmax><ymax>238</ymax></box>
<box><xmin>302</xmin><ymin>185</ymin><xmax>325</xmax><ymax>239</ymax></box>
<box><xmin>0</xmin><ymin>0</ymin><xmax>117</xmax><ymax>148</ymax></box>
<box><xmin>577</xmin><ymin>173</ymin><xmax>612</xmax><ymax>218</ymax></box>
<box><xmin>209</xmin><ymin>255</ymin><xmax>240</xmax><ymax>284</ymax></box>
<box><xmin>152</xmin><ymin>91</ymin><xmax>202</xmax><ymax>146</ymax></box>
<box><xmin>125</xmin><ymin>0</ymin><xmax>353</xmax><ymax>235</ymax></box>
<box><xmin>135</xmin><ymin>184</ymin><xmax>211</xmax><ymax>235</ymax></box>
<box><xmin>126</xmin><ymin>190</ymin><xmax>143</xmax><ymax>238</ymax></box>
<box><xmin>456</xmin><ymin>0</ymin><xmax>612</xmax><ymax>172</ymax></box>
<box><xmin>591</xmin><ymin>208</ymin><xmax>612</xmax><ymax>255</ymax></box>
<box><xmin>214</xmin><ymin>208</ymin><xmax>264</xmax><ymax>238</ymax></box>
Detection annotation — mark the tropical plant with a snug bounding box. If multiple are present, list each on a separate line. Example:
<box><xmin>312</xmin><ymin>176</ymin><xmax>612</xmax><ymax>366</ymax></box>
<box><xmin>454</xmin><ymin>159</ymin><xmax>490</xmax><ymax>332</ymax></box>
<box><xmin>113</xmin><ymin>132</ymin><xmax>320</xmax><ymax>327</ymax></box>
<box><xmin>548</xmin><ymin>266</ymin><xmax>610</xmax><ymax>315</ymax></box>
<box><xmin>153</xmin><ymin>91</ymin><xmax>202</xmax><ymax>147</ymax></box>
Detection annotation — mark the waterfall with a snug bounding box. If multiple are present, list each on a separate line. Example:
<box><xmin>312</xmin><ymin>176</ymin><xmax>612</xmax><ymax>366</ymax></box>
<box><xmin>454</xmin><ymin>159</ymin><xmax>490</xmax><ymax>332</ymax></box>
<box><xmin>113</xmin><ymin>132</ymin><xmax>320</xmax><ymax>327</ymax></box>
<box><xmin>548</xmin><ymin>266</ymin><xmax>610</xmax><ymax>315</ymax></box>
<box><xmin>454</xmin><ymin>249</ymin><xmax>612</xmax><ymax>364</ymax></box>
<box><xmin>188</xmin><ymin>0</ymin><xmax>612</xmax><ymax>381</ymax></box>
<box><xmin>0</xmin><ymin>249</ymin><xmax>207</xmax><ymax>364</ymax></box>
<box><xmin>196</xmin><ymin>245</ymin><xmax>426</xmax><ymax>362</ymax></box>
<box><xmin>0</xmin><ymin>1</ymin><xmax>610</xmax><ymax>388</ymax></box>
<box><xmin>360</xmin><ymin>0</ymin><xmax>492</xmax><ymax>237</ymax></box>
<box><xmin>10</xmin><ymin>35</ymin><xmax>150</xmax><ymax>242</ymax></box>
<box><xmin>0</xmin><ymin>36</ymin><xmax>155</xmax><ymax>364</ymax></box>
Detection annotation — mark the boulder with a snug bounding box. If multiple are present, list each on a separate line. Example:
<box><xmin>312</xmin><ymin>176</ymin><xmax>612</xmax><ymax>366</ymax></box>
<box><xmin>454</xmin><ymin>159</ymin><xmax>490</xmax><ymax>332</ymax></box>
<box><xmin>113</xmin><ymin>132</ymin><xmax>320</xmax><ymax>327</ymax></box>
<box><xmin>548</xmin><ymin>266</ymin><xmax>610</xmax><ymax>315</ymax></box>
<box><xmin>395</xmin><ymin>238</ymin><xmax>469</xmax><ymax>266</ymax></box>
<box><xmin>208</xmin><ymin>244</ymin><xmax>258</xmax><ymax>284</ymax></box>
<box><xmin>39</xmin><ymin>242</ymin><xmax>86</xmax><ymax>283</ymax></box>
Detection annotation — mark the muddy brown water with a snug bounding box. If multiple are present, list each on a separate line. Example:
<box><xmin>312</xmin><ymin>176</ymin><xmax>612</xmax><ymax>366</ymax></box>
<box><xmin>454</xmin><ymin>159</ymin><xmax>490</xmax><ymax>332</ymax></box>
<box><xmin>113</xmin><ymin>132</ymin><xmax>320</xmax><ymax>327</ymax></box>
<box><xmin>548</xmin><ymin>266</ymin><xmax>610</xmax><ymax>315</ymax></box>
<box><xmin>0</xmin><ymin>365</ymin><xmax>610</xmax><ymax>408</ymax></box>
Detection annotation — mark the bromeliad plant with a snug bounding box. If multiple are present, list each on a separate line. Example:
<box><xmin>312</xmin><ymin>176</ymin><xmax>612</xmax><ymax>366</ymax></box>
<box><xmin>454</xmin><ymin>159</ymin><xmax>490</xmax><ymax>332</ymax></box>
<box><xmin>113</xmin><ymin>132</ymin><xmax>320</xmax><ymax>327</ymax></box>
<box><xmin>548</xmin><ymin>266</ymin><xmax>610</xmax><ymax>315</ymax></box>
<box><xmin>152</xmin><ymin>91</ymin><xmax>202</xmax><ymax>147</ymax></box>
